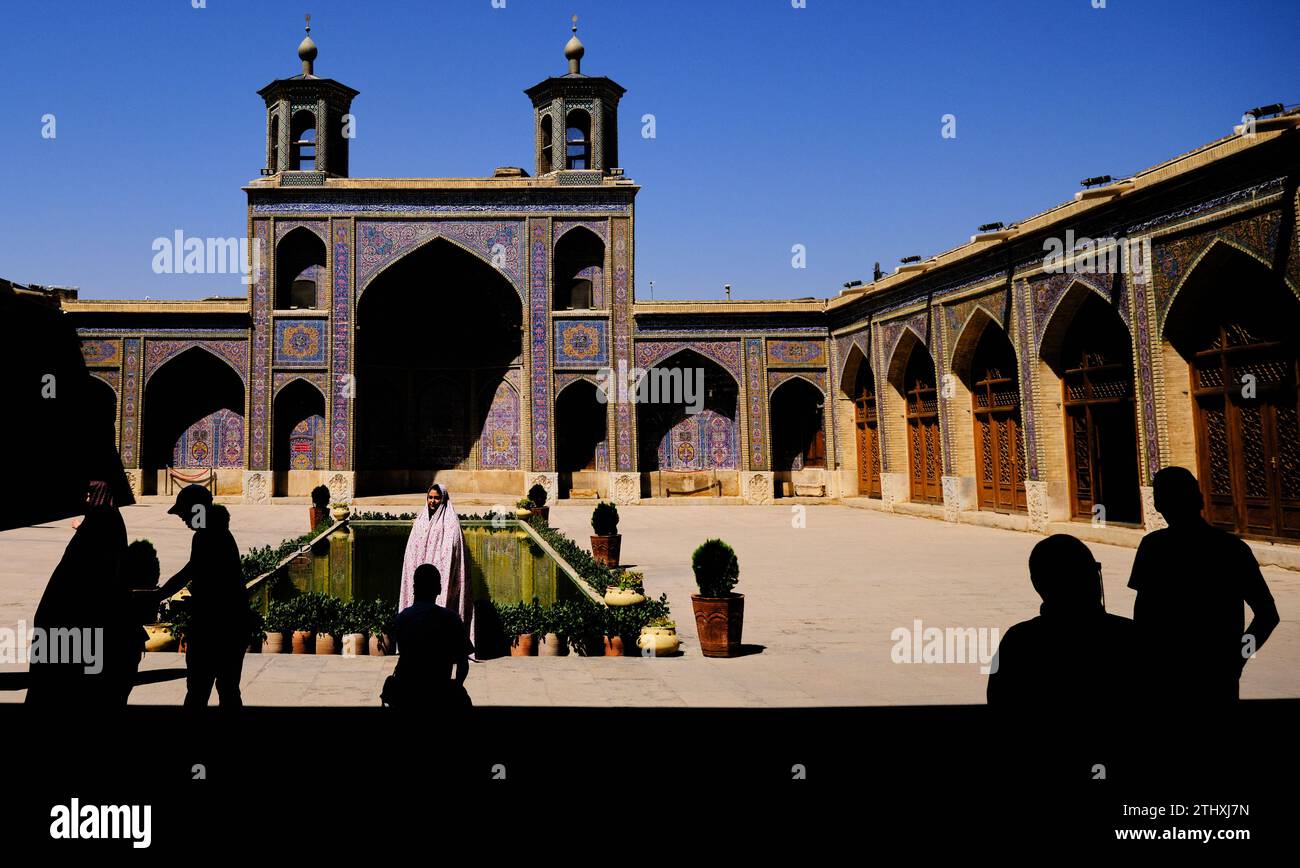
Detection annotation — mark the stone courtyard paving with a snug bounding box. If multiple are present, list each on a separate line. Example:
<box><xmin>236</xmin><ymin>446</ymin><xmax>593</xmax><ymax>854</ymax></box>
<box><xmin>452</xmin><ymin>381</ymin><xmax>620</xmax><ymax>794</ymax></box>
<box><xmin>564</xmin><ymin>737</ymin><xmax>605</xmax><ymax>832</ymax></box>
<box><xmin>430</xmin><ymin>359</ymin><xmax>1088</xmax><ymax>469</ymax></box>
<box><xmin>1</xmin><ymin>500</ymin><xmax>1297</xmax><ymax>706</ymax></box>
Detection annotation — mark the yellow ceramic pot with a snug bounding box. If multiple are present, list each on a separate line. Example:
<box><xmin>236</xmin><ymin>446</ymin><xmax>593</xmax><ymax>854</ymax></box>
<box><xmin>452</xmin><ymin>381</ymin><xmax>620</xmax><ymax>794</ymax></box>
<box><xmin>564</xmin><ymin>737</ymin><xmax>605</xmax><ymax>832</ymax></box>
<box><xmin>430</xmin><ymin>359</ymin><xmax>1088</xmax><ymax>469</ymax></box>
<box><xmin>604</xmin><ymin>586</ymin><xmax>646</xmax><ymax>606</ymax></box>
<box><xmin>636</xmin><ymin>626</ymin><xmax>679</xmax><ymax>657</ymax></box>
<box><xmin>143</xmin><ymin>624</ymin><xmax>176</xmax><ymax>653</ymax></box>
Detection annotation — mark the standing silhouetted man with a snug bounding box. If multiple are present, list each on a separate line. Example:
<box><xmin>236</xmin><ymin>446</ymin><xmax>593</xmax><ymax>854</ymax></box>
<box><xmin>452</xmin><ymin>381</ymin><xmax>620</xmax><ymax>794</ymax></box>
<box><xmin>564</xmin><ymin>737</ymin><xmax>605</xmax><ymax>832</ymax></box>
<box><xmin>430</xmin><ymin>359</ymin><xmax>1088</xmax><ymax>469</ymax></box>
<box><xmin>384</xmin><ymin>564</ymin><xmax>472</xmax><ymax>712</ymax></box>
<box><xmin>156</xmin><ymin>486</ymin><xmax>251</xmax><ymax>708</ymax></box>
<box><xmin>988</xmin><ymin>534</ymin><xmax>1137</xmax><ymax>711</ymax></box>
<box><xmin>1128</xmin><ymin>467</ymin><xmax>1279</xmax><ymax>704</ymax></box>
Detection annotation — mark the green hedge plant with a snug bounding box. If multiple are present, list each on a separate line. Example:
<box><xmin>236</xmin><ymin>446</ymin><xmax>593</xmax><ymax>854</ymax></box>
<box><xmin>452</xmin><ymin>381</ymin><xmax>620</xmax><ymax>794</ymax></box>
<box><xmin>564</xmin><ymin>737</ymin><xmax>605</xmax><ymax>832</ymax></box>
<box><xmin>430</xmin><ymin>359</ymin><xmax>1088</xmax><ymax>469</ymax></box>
<box><xmin>691</xmin><ymin>538</ymin><xmax>740</xmax><ymax>598</ymax></box>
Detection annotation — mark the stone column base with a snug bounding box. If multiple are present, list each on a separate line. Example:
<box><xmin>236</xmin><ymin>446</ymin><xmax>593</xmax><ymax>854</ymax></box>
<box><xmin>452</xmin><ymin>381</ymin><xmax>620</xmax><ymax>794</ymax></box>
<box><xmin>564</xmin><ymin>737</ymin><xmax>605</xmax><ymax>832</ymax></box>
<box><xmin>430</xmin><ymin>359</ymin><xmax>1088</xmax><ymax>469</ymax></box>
<box><xmin>123</xmin><ymin>468</ymin><xmax>143</xmax><ymax>501</ymax></box>
<box><xmin>880</xmin><ymin>473</ymin><xmax>908</xmax><ymax>512</ymax></box>
<box><xmin>1140</xmin><ymin>485</ymin><xmax>1166</xmax><ymax>532</ymax></box>
<box><xmin>242</xmin><ymin>470</ymin><xmax>270</xmax><ymax>504</ymax></box>
<box><xmin>1025</xmin><ymin>480</ymin><xmax>1050</xmax><ymax>532</ymax></box>
<box><xmin>941</xmin><ymin>475</ymin><xmax>977</xmax><ymax>522</ymax></box>
<box><xmin>608</xmin><ymin>472</ymin><xmax>640</xmax><ymax>505</ymax></box>
<box><xmin>742</xmin><ymin>471</ymin><xmax>774</xmax><ymax>505</ymax></box>
<box><xmin>526</xmin><ymin>472</ymin><xmax>558</xmax><ymax>505</ymax></box>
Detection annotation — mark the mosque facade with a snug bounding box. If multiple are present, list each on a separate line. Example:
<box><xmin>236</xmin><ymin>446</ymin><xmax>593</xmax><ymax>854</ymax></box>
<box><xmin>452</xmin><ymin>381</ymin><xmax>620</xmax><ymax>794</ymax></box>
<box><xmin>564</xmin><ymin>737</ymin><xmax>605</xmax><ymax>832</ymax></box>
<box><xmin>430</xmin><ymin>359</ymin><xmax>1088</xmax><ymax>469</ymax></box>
<box><xmin>50</xmin><ymin>25</ymin><xmax>1300</xmax><ymax>548</ymax></box>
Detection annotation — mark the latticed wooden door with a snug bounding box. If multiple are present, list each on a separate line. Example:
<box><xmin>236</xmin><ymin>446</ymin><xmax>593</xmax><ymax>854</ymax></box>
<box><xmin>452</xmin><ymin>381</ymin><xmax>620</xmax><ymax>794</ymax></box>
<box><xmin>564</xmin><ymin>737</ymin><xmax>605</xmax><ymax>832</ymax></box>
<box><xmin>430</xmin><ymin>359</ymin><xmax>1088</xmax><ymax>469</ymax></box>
<box><xmin>855</xmin><ymin>378</ymin><xmax>882</xmax><ymax>497</ymax></box>
<box><xmin>971</xmin><ymin>333</ymin><xmax>1027</xmax><ymax>513</ymax></box>
<box><xmin>1192</xmin><ymin>322</ymin><xmax>1300</xmax><ymax>540</ymax></box>
<box><xmin>904</xmin><ymin>349</ymin><xmax>943</xmax><ymax>504</ymax></box>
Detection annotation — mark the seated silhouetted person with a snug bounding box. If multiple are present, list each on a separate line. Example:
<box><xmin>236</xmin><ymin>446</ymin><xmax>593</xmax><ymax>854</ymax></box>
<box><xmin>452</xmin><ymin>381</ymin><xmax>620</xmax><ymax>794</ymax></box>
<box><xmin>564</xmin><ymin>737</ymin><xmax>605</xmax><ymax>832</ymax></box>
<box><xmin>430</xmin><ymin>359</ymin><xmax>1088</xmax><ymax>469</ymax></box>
<box><xmin>384</xmin><ymin>564</ymin><xmax>473</xmax><ymax>711</ymax></box>
<box><xmin>988</xmin><ymin>534</ymin><xmax>1137</xmax><ymax>711</ymax></box>
<box><xmin>1128</xmin><ymin>466</ymin><xmax>1279</xmax><ymax>705</ymax></box>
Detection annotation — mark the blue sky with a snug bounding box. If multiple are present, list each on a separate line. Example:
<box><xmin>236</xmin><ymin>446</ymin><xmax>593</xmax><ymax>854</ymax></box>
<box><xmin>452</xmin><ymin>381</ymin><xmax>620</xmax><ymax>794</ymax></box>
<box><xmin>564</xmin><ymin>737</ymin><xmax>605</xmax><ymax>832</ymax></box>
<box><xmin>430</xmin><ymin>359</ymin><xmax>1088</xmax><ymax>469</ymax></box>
<box><xmin>2</xmin><ymin>0</ymin><xmax>1297</xmax><ymax>301</ymax></box>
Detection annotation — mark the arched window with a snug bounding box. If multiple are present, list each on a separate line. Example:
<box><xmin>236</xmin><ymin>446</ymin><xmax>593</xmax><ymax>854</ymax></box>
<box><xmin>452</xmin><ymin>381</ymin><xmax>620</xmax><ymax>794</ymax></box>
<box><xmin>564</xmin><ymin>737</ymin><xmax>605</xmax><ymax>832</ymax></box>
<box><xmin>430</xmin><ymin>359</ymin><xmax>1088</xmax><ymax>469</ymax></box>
<box><xmin>275</xmin><ymin>227</ymin><xmax>327</xmax><ymax>310</ymax></box>
<box><xmin>269</xmin><ymin>114</ymin><xmax>280</xmax><ymax>172</ymax></box>
<box><xmin>539</xmin><ymin>113</ymin><xmax>554</xmax><ymax>174</ymax></box>
<box><xmin>290</xmin><ymin>110</ymin><xmax>317</xmax><ymax>171</ymax></box>
<box><xmin>565</xmin><ymin>109</ymin><xmax>591</xmax><ymax>170</ymax></box>
<box><xmin>553</xmin><ymin>227</ymin><xmax>605</xmax><ymax>310</ymax></box>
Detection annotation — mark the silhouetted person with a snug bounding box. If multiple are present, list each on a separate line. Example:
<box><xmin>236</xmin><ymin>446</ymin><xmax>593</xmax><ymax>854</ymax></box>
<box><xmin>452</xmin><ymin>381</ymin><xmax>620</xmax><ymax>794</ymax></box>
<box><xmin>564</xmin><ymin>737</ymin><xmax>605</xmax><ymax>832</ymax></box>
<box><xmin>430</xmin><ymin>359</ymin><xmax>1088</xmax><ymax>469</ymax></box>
<box><xmin>383</xmin><ymin>564</ymin><xmax>473</xmax><ymax>711</ymax></box>
<box><xmin>26</xmin><ymin>481</ymin><xmax>127</xmax><ymax>707</ymax></box>
<box><xmin>156</xmin><ymin>487</ymin><xmax>250</xmax><ymax>709</ymax></box>
<box><xmin>988</xmin><ymin>534</ymin><xmax>1137</xmax><ymax>711</ymax></box>
<box><xmin>1128</xmin><ymin>466</ymin><xmax>1279</xmax><ymax>705</ymax></box>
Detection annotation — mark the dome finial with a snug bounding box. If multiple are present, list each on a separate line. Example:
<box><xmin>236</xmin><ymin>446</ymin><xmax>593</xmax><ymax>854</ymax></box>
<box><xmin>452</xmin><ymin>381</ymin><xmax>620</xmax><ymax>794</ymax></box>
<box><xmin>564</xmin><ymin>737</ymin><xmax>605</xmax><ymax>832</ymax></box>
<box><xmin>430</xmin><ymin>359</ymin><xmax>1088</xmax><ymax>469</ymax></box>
<box><xmin>298</xmin><ymin>13</ymin><xmax>318</xmax><ymax>76</ymax></box>
<box><xmin>564</xmin><ymin>14</ymin><xmax>584</xmax><ymax>75</ymax></box>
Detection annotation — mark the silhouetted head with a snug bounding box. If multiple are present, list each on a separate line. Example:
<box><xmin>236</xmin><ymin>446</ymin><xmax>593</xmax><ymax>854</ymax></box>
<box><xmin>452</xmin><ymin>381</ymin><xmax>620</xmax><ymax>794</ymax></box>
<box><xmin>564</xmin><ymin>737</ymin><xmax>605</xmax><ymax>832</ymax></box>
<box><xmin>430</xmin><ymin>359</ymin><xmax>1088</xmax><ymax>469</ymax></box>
<box><xmin>168</xmin><ymin>484</ymin><xmax>214</xmax><ymax>530</ymax></box>
<box><xmin>413</xmin><ymin>563</ymin><xmax>441</xmax><ymax>602</ymax></box>
<box><xmin>1028</xmin><ymin>534</ymin><xmax>1103</xmax><ymax>613</ymax></box>
<box><xmin>1152</xmin><ymin>466</ymin><xmax>1203</xmax><ymax>526</ymax></box>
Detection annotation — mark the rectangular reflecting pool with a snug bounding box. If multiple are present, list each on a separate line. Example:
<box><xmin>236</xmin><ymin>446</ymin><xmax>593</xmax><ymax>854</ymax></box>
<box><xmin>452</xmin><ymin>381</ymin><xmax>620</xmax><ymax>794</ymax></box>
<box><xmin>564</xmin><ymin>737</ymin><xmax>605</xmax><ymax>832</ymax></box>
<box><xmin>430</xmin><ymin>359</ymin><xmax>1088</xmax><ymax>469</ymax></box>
<box><xmin>253</xmin><ymin>520</ymin><xmax>592</xmax><ymax>610</ymax></box>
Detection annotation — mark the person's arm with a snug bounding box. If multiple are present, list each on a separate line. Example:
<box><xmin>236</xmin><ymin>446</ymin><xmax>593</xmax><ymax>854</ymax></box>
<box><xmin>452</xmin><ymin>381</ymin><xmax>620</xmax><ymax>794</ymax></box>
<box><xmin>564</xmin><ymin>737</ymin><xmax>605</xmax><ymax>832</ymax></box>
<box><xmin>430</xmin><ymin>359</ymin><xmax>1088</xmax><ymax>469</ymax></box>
<box><xmin>1239</xmin><ymin>551</ymin><xmax>1280</xmax><ymax>670</ymax></box>
<box><xmin>453</xmin><ymin>658</ymin><xmax>468</xmax><ymax>686</ymax></box>
<box><xmin>155</xmin><ymin>560</ymin><xmax>192</xmax><ymax>600</ymax></box>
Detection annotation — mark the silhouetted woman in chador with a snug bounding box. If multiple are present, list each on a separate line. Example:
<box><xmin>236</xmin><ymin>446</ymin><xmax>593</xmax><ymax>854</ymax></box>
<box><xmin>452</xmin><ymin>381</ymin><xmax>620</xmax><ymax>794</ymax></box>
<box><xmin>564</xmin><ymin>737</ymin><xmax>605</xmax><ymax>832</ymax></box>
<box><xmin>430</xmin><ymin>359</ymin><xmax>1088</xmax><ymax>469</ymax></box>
<box><xmin>398</xmin><ymin>483</ymin><xmax>476</xmax><ymax>658</ymax></box>
<box><xmin>27</xmin><ymin>481</ymin><xmax>129</xmax><ymax>707</ymax></box>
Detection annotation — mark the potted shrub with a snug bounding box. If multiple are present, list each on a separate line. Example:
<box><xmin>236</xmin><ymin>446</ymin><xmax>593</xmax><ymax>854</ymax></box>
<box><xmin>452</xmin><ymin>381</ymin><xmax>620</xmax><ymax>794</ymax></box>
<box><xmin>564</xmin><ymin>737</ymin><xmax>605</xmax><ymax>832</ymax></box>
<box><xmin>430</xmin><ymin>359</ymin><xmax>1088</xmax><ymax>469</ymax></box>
<box><xmin>310</xmin><ymin>484</ymin><xmax>331</xmax><ymax>530</ymax></box>
<box><xmin>262</xmin><ymin>600</ymin><xmax>290</xmax><ymax>653</ymax></box>
<box><xmin>313</xmin><ymin>595</ymin><xmax>343</xmax><ymax>654</ymax></box>
<box><xmin>690</xmin><ymin>538</ymin><xmax>743</xmax><ymax>658</ymax></box>
<box><xmin>538</xmin><ymin>603</ymin><xmax>569</xmax><ymax>657</ymax></box>
<box><xmin>589</xmin><ymin>501</ymin><xmax>622</xmax><ymax>567</ymax></box>
<box><xmin>526</xmin><ymin>483</ymin><xmax>550</xmax><ymax>523</ymax></box>
<box><xmin>503</xmin><ymin>599</ymin><xmax>540</xmax><ymax>656</ymax></box>
<box><xmin>248</xmin><ymin>605</ymin><xmax>266</xmax><ymax>654</ymax></box>
<box><xmin>330</xmin><ymin>501</ymin><xmax>351</xmax><ymax>522</ymax></box>
<box><xmin>286</xmin><ymin>595</ymin><xmax>314</xmax><ymax>654</ymax></box>
<box><xmin>601</xmin><ymin>605</ymin><xmax>629</xmax><ymax>656</ymax></box>
<box><xmin>604</xmin><ymin>569</ymin><xmax>646</xmax><ymax>606</ymax></box>
<box><xmin>339</xmin><ymin>600</ymin><xmax>368</xmax><ymax>657</ymax></box>
<box><xmin>365</xmin><ymin>600</ymin><xmax>395</xmax><ymax>656</ymax></box>
<box><xmin>515</xmin><ymin>497</ymin><xmax>535</xmax><ymax>519</ymax></box>
<box><xmin>637</xmin><ymin>615</ymin><xmax>680</xmax><ymax>657</ymax></box>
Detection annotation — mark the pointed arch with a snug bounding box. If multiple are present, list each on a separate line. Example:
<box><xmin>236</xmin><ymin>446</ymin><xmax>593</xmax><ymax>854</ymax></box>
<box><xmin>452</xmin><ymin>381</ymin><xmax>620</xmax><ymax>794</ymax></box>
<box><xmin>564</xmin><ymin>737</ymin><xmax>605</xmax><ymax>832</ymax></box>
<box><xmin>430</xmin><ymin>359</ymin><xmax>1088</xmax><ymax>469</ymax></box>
<box><xmin>771</xmin><ymin>376</ymin><xmax>826</xmax><ymax>473</ymax></box>
<box><xmin>637</xmin><ymin>348</ymin><xmax>740</xmax><ymax>472</ymax></box>
<box><xmin>142</xmin><ymin>343</ymin><xmax>246</xmax><ymax>389</ymax></box>
<box><xmin>1038</xmin><ymin>277</ymin><xmax>1129</xmax><ymax>368</ymax></box>
<box><xmin>837</xmin><ymin>337</ymin><xmax>871</xmax><ymax>396</ymax></box>
<box><xmin>357</xmin><ymin>232</ymin><xmax>524</xmax><ymax>302</ymax></box>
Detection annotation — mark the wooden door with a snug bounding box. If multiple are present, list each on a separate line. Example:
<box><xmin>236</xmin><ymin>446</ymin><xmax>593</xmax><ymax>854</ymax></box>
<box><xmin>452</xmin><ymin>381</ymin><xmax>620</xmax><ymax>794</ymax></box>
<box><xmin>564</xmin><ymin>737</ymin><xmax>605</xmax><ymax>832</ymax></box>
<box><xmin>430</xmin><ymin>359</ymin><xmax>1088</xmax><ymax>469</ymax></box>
<box><xmin>855</xmin><ymin>379</ymin><xmax>881</xmax><ymax>497</ymax></box>
<box><xmin>904</xmin><ymin>348</ymin><xmax>943</xmax><ymax>504</ymax></box>
<box><xmin>1192</xmin><ymin>322</ymin><xmax>1300</xmax><ymax>540</ymax></box>
<box><xmin>970</xmin><ymin>334</ymin><xmax>1026</xmax><ymax>513</ymax></box>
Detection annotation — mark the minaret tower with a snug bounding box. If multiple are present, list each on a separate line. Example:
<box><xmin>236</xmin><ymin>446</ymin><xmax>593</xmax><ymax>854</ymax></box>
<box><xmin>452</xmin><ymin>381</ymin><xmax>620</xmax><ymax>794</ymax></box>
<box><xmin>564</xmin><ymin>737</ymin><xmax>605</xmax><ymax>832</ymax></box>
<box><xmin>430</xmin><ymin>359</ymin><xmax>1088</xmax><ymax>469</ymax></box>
<box><xmin>524</xmin><ymin>16</ymin><xmax>626</xmax><ymax>178</ymax></box>
<box><xmin>258</xmin><ymin>16</ymin><xmax>359</xmax><ymax>178</ymax></box>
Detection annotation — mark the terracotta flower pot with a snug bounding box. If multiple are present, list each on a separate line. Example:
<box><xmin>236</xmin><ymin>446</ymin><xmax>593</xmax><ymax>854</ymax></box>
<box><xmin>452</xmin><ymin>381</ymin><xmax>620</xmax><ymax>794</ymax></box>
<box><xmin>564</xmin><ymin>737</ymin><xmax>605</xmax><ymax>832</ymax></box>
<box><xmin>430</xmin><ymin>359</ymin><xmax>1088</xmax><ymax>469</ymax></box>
<box><xmin>590</xmin><ymin>533</ymin><xmax>622</xmax><ymax>568</ymax></box>
<box><xmin>538</xmin><ymin>632</ymin><xmax>566</xmax><ymax>656</ymax></box>
<box><xmin>368</xmin><ymin>634</ymin><xmax>389</xmax><ymax>656</ymax></box>
<box><xmin>291</xmin><ymin>630</ymin><xmax>315</xmax><ymax>654</ymax></box>
<box><xmin>602</xmin><ymin>635</ymin><xmax>624</xmax><ymax>657</ymax></box>
<box><xmin>528</xmin><ymin>506</ymin><xmax>549</xmax><ymax>524</ymax></box>
<box><xmin>262</xmin><ymin>631</ymin><xmax>287</xmax><ymax>654</ymax></box>
<box><xmin>331</xmin><ymin>506</ymin><xmax>350</xmax><ymax>522</ymax></box>
<box><xmin>310</xmin><ymin>506</ymin><xmax>329</xmax><ymax>530</ymax></box>
<box><xmin>341</xmin><ymin>633</ymin><xmax>367</xmax><ymax>657</ymax></box>
<box><xmin>691</xmin><ymin>593</ymin><xmax>745</xmax><ymax>658</ymax></box>
<box><xmin>315</xmin><ymin>633</ymin><xmax>338</xmax><ymax>654</ymax></box>
<box><xmin>511</xmin><ymin>634</ymin><xmax>538</xmax><ymax>657</ymax></box>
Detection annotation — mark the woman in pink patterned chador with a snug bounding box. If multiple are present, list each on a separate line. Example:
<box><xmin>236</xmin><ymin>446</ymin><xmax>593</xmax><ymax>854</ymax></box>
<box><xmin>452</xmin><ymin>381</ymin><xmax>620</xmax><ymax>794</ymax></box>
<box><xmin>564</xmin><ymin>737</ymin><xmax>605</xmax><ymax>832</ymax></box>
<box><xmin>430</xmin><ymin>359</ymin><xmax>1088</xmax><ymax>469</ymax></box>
<box><xmin>398</xmin><ymin>482</ymin><xmax>476</xmax><ymax>659</ymax></box>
